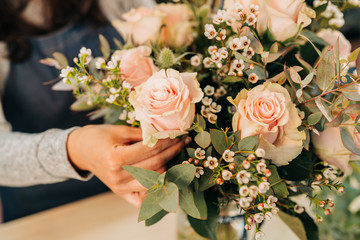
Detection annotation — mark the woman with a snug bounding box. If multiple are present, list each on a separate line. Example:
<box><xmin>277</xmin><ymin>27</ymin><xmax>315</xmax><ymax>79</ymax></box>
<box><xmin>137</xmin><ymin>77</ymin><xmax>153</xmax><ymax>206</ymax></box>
<box><xmin>0</xmin><ymin>0</ymin><xmax>188</xmax><ymax>222</ymax></box>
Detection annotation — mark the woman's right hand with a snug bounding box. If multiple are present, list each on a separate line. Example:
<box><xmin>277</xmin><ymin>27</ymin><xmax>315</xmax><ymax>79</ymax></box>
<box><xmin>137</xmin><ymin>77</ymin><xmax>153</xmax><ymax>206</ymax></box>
<box><xmin>66</xmin><ymin>125</ymin><xmax>190</xmax><ymax>207</ymax></box>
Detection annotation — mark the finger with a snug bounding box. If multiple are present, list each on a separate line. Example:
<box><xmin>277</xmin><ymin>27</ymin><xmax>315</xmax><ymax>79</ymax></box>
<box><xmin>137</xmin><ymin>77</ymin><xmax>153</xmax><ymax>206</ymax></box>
<box><xmin>131</xmin><ymin>138</ymin><xmax>187</xmax><ymax>170</ymax></box>
<box><xmin>119</xmin><ymin>137</ymin><xmax>190</xmax><ymax>165</ymax></box>
<box><xmin>121</xmin><ymin>191</ymin><xmax>147</xmax><ymax>209</ymax></box>
<box><xmin>113</xmin><ymin>126</ymin><xmax>143</xmax><ymax>143</ymax></box>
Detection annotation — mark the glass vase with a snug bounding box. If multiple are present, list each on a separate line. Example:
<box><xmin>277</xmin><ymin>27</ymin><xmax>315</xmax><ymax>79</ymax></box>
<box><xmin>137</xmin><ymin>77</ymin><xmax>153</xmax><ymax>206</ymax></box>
<box><xmin>177</xmin><ymin>203</ymin><xmax>247</xmax><ymax>240</ymax></box>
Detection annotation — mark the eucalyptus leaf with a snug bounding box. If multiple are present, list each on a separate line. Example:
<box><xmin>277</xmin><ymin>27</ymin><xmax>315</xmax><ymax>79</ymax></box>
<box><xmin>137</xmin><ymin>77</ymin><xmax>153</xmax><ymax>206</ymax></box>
<box><xmin>196</xmin><ymin>114</ymin><xmax>206</xmax><ymax>131</ymax></box>
<box><xmin>341</xmin><ymin>84</ymin><xmax>360</xmax><ymax>101</ymax></box>
<box><xmin>307</xmin><ymin>112</ymin><xmax>323</xmax><ymax>125</ymax></box>
<box><xmin>356</xmin><ymin>49</ymin><xmax>360</xmax><ymax>76</ymax></box>
<box><xmin>195</xmin><ymin>131</ymin><xmax>211</xmax><ymax>149</ymax></box>
<box><xmin>166</xmin><ymin>164</ymin><xmax>196</xmax><ymax>190</ymax></box>
<box><xmin>187</xmin><ymin>148</ymin><xmax>196</xmax><ymax>159</ymax></box>
<box><xmin>194</xmin><ymin>191</ymin><xmax>207</xmax><ymax>220</ymax></box>
<box><xmin>237</xmin><ymin>135</ymin><xmax>259</xmax><ymax>152</ymax></box>
<box><xmin>278</xmin><ymin>211</ymin><xmax>307</xmax><ymax>240</ymax></box>
<box><xmin>223</xmin><ymin>76</ymin><xmax>243</xmax><ymax>83</ymax></box>
<box><xmin>348</xmin><ymin>47</ymin><xmax>360</xmax><ymax>62</ymax></box>
<box><xmin>52</xmin><ymin>52</ymin><xmax>69</xmax><ymax>68</ymax></box>
<box><xmin>122</xmin><ymin>166</ymin><xmax>160</xmax><ymax>189</ymax></box>
<box><xmin>316</xmin><ymin>47</ymin><xmax>336</xmax><ymax>91</ymax></box>
<box><xmin>199</xmin><ymin>168</ymin><xmax>216</xmax><ymax>192</ymax></box>
<box><xmin>327</xmin><ymin>104</ymin><xmax>360</xmax><ymax>127</ymax></box>
<box><xmin>210</xmin><ymin>129</ymin><xmax>228</xmax><ymax>154</ymax></box>
<box><xmin>145</xmin><ymin>210</ymin><xmax>168</xmax><ymax>226</ymax></box>
<box><xmin>179</xmin><ymin>187</ymin><xmax>201</xmax><ymax>219</ymax></box>
<box><xmin>302</xmin><ymin>71</ymin><xmax>315</xmax><ymax>87</ymax></box>
<box><xmin>229</xmin><ymin>131</ymin><xmax>241</xmax><ymax>151</ymax></box>
<box><xmin>340</xmin><ymin>127</ymin><xmax>360</xmax><ymax>156</ymax></box>
<box><xmin>99</xmin><ymin>34</ymin><xmax>111</xmax><ymax>60</ymax></box>
<box><xmin>268</xmin><ymin>165</ymin><xmax>289</xmax><ymax>198</ymax></box>
<box><xmin>315</xmin><ymin>97</ymin><xmax>333</xmax><ymax>122</ymax></box>
<box><xmin>139</xmin><ymin>193</ymin><xmax>162</xmax><ymax>221</ymax></box>
<box><xmin>156</xmin><ymin>182</ymin><xmax>179</xmax><ymax>212</ymax></box>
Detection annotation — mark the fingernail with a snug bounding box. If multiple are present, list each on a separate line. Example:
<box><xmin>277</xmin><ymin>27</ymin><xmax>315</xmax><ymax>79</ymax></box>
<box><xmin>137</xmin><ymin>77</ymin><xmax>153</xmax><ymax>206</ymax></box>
<box><xmin>184</xmin><ymin>136</ymin><xmax>192</xmax><ymax>145</ymax></box>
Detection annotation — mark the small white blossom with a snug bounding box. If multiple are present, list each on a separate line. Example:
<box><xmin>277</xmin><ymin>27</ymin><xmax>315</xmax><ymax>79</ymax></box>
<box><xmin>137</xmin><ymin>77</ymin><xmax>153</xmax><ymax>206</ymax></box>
<box><xmin>122</xmin><ymin>81</ymin><xmax>132</xmax><ymax>90</ymax></box>
<box><xmin>215</xmin><ymin>86</ymin><xmax>227</xmax><ymax>97</ymax></box>
<box><xmin>213</xmin><ymin>10</ymin><xmax>227</xmax><ymax>25</ymax></box>
<box><xmin>216</xmin><ymin>29</ymin><xmax>227</xmax><ymax>41</ymax></box>
<box><xmin>208</xmin><ymin>113</ymin><xmax>218</xmax><ymax>124</ymax></box>
<box><xmin>204</xmin><ymin>156</ymin><xmax>219</xmax><ymax>169</ymax></box>
<box><xmin>208</xmin><ymin>46</ymin><xmax>218</xmax><ymax>54</ymax></box>
<box><xmin>255</xmin><ymin>148</ymin><xmax>265</xmax><ymax>158</ymax></box>
<box><xmin>254</xmin><ymin>213</ymin><xmax>264</xmax><ymax>223</ymax></box>
<box><xmin>256</xmin><ymin>161</ymin><xmax>267</xmax><ymax>174</ymax></box>
<box><xmin>243</xmin><ymin>47</ymin><xmax>255</xmax><ymax>59</ymax></box>
<box><xmin>60</xmin><ymin>66</ymin><xmax>74</xmax><ymax>78</ymax></box>
<box><xmin>249</xmin><ymin>4</ymin><xmax>260</xmax><ymax>15</ymax></box>
<box><xmin>294</xmin><ymin>205</ymin><xmax>305</xmax><ymax>214</ymax></box>
<box><xmin>209</xmin><ymin>102</ymin><xmax>222</xmax><ymax>113</ymax></box>
<box><xmin>223</xmin><ymin>149</ymin><xmax>235</xmax><ymax>162</ymax></box>
<box><xmin>237</xmin><ymin>170</ymin><xmax>251</xmax><ymax>184</ymax></box>
<box><xmin>246</xmin><ymin>13</ymin><xmax>257</xmax><ymax>26</ymax></box>
<box><xmin>190</xmin><ymin>55</ymin><xmax>202</xmax><ymax>67</ymax></box>
<box><xmin>202</xmin><ymin>97</ymin><xmax>213</xmax><ymax>106</ymax></box>
<box><xmin>226</xmin><ymin>15</ymin><xmax>236</xmax><ymax>26</ymax></box>
<box><xmin>229</xmin><ymin>38</ymin><xmax>242</xmax><ymax>51</ymax></box>
<box><xmin>267</xmin><ymin>195</ymin><xmax>278</xmax><ymax>208</ymax></box>
<box><xmin>232</xmin><ymin>59</ymin><xmax>245</xmax><ymax>71</ymax></box>
<box><xmin>195</xmin><ymin>167</ymin><xmax>204</xmax><ymax>178</ymax></box>
<box><xmin>255</xmin><ymin>231</ymin><xmax>265</xmax><ymax>240</ymax></box>
<box><xmin>243</xmin><ymin>160</ymin><xmax>251</xmax><ymax>169</ymax></box>
<box><xmin>106</xmin><ymin>61</ymin><xmax>117</xmax><ymax>70</ymax></box>
<box><xmin>195</xmin><ymin>148</ymin><xmax>206</xmax><ymax>160</ymax></box>
<box><xmin>271</xmin><ymin>207</ymin><xmax>280</xmax><ymax>215</ymax></box>
<box><xmin>79</xmin><ymin>47</ymin><xmax>92</xmax><ymax>56</ymax></box>
<box><xmin>106</xmin><ymin>94</ymin><xmax>119</xmax><ymax>104</ymax></box>
<box><xmin>203</xmin><ymin>57</ymin><xmax>213</xmax><ymax>68</ymax></box>
<box><xmin>95</xmin><ymin>58</ymin><xmax>106</xmax><ymax>69</ymax></box>
<box><xmin>249</xmin><ymin>185</ymin><xmax>259</xmax><ymax>198</ymax></box>
<box><xmin>222</xmin><ymin>170</ymin><xmax>233</xmax><ymax>181</ymax></box>
<box><xmin>204</xmin><ymin>85</ymin><xmax>215</xmax><ymax>96</ymax></box>
<box><xmin>239</xmin><ymin>36</ymin><xmax>251</xmax><ymax>49</ymax></box>
<box><xmin>259</xmin><ymin>182</ymin><xmax>270</xmax><ymax>194</ymax></box>
<box><xmin>219</xmin><ymin>47</ymin><xmax>229</xmax><ymax>59</ymax></box>
<box><xmin>201</xmin><ymin>105</ymin><xmax>211</xmax><ymax>118</ymax></box>
<box><xmin>232</xmin><ymin>2</ymin><xmax>244</xmax><ymax>15</ymax></box>
<box><xmin>323</xmin><ymin>169</ymin><xmax>337</xmax><ymax>180</ymax></box>
<box><xmin>211</xmin><ymin>52</ymin><xmax>222</xmax><ymax>63</ymax></box>
<box><xmin>239</xmin><ymin>185</ymin><xmax>250</xmax><ymax>196</ymax></box>
<box><xmin>240</xmin><ymin>197</ymin><xmax>251</xmax><ymax>208</ymax></box>
<box><xmin>204</xmin><ymin>24</ymin><xmax>217</xmax><ymax>39</ymax></box>
<box><xmin>126</xmin><ymin>111</ymin><xmax>136</xmax><ymax>124</ymax></box>
<box><xmin>248</xmin><ymin>73</ymin><xmax>259</xmax><ymax>84</ymax></box>
<box><xmin>119</xmin><ymin>110</ymin><xmax>127</xmax><ymax>121</ymax></box>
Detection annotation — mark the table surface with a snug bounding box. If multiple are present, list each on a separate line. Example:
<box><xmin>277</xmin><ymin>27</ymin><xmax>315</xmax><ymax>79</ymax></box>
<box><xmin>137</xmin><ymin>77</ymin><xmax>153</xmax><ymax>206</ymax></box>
<box><xmin>0</xmin><ymin>192</ymin><xmax>300</xmax><ymax>240</ymax></box>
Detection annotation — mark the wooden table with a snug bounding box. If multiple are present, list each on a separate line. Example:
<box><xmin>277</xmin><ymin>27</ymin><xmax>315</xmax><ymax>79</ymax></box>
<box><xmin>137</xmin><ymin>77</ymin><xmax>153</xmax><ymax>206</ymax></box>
<box><xmin>0</xmin><ymin>192</ymin><xmax>177</xmax><ymax>240</ymax></box>
<box><xmin>0</xmin><ymin>192</ymin><xmax>300</xmax><ymax>240</ymax></box>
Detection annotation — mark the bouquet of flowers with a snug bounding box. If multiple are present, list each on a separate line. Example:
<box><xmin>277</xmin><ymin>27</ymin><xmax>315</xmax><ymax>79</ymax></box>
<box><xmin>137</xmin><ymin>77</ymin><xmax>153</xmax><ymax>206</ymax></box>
<box><xmin>44</xmin><ymin>0</ymin><xmax>360</xmax><ymax>239</ymax></box>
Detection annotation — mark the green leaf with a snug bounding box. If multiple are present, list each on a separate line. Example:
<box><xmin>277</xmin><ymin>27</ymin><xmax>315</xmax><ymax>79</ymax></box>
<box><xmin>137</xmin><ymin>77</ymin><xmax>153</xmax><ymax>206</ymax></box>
<box><xmin>348</xmin><ymin>47</ymin><xmax>360</xmax><ymax>62</ymax></box>
<box><xmin>315</xmin><ymin>97</ymin><xmax>333</xmax><ymax>122</ymax></box>
<box><xmin>245</xmin><ymin>64</ymin><xmax>267</xmax><ymax>80</ymax></box>
<box><xmin>139</xmin><ymin>193</ymin><xmax>162</xmax><ymax>221</ymax></box>
<box><xmin>327</xmin><ymin>104</ymin><xmax>360</xmax><ymax>127</ymax></box>
<box><xmin>198</xmin><ymin>168</ymin><xmax>216</xmax><ymax>192</ymax></box>
<box><xmin>186</xmin><ymin>148</ymin><xmax>196</xmax><ymax>159</ymax></box>
<box><xmin>340</xmin><ymin>127</ymin><xmax>360</xmax><ymax>155</ymax></box>
<box><xmin>229</xmin><ymin>131</ymin><xmax>241</xmax><ymax>151</ymax></box>
<box><xmin>166</xmin><ymin>164</ymin><xmax>196</xmax><ymax>190</ymax></box>
<box><xmin>122</xmin><ymin>166</ymin><xmax>160</xmax><ymax>189</ymax></box>
<box><xmin>316</xmin><ymin>47</ymin><xmax>336</xmax><ymax>91</ymax></box>
<box><xmin>233</xmin><ymin>51</ymin><xmax>258</xmax><ymax>65</ymax></box>
<box><xmin>268</xmin><ymin>165</ymin><xmax>289</xmax><ymax>198</ymax></box>
<box><xmin>222</xmin><ymin>76</ymin><xmax>243</xmax><ymax>83</ymax></box>
<box><xmin>99</xmin><ymin>34</ymin><xmax>110</xmax><ymax>60</ymax></box>
<box><xmin>341</xmin><ymin>84</ymin><xmax>360</xmax><ymax>101</ymax></box>
<box><xmin>237</xmin><ymin>135</ymin><xmax>259</xmax><ymax>152</ymax></box>
<box><xmin>356</xmin><ymin>49</ymin><xmax>360</xmax><ymax>76</ymax></box>
<box><xmin>188</xmin><ymin>197</ymin><xmax>219</xmax><ymax>240</ymax></box>
<box><xmin>210</xmin><ymin>129</ymin><xmax>228</xmax><ymax>154</ymax></box>
<box><xmin>302</xmin><ymin>71</ymin><xmax>315</xmax><ymax>88</ymax></box>
<box><xmin>156</xmin><ymin>182</ymin><xmax>179</xmax><ymax>212</ymax></box>
<box><xmin>70</xmin><ymin>97</ymin><xmax>95</xmax><ymax>111</ymax></box>
<box><xmin>195</xmin><ymin>131</ymin><xmax>211</xmax><ymax>149</ymax></box>
<box><xmin>179</xmin><ymin>187</ymin><xmax>207</xmax><ymax>220</ymax></box>
<box><xmin>278</xmin><ymin>211</ymin><xmax>307</xmax><ymax>240</ymax></box>
<box><xmin>195</xmin><ymin>114</ymin><xmax>206</xmax><ymax>131</ymax></box>
<box><xmin>145</xmin><ymin>210</ymin><xmax>168</xmax><ymax>226</ymax></box>
<box><xmin>307</xmin><ymin>112</ymin><xmax>323</xmax><ymax>125</ymax></box>
<box><xmin>52</xmin><ymin>52</ymin><xmax>69</xmax><ymax>68</ymax></box>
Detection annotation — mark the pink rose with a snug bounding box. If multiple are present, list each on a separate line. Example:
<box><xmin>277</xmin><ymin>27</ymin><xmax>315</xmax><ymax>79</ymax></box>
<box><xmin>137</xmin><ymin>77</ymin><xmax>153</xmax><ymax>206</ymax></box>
<box><xmin>317</xmin><ymin>29</ymin><xmax>352</xmax><ymax>60</ymax></box>
<box><xmin>312</xmin><ymin>122</ymin><xmax>360</xmax><ymax>173</ymax></box>
<box><xmin>114</xmin><ymin>46</ymin><xmax>158</xmax><ymax>88</ymax></box>
<box><xmin>229</xmin><ymin>82</ymin><xmax>305</xmax><ymax>166</ymax></box>
<box><xmin>112</xmin><ymin>7</ymin><xmax>163</xmax><ymax>45</ymax></box>
<box><xmin>129</xmin><ymin>69</ymin><xmax>203</xmax><ymax>146</ymax></box>
<box><xmin>156</xmin><ymin>4</ymin><xmax>194</xmax><ymax>49</ymax></box>
<box><xmin>225</xmin><ymin>0</ymin><xmax>315</xmax><ymax>41</ymax></box>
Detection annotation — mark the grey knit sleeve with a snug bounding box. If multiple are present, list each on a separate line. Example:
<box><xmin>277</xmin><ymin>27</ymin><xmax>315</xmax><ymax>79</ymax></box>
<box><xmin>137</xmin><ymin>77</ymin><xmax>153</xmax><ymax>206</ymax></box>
<box><xmin>0</xmin><ymin>127</ymin><xmax>93</xmax><ymax>187</ymax></box>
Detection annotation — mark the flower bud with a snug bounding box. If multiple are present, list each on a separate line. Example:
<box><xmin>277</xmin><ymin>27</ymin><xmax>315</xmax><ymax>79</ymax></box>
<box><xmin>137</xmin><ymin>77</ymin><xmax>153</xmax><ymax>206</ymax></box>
<box><xmin>324</xmin><ymin>209</ymin><xmax>331</xmax><ymax>215</ymax></box>
<box><xmin>157</xmin><ymin>48</ymin><xmax>175</xmax><ymax>68</ymax></box>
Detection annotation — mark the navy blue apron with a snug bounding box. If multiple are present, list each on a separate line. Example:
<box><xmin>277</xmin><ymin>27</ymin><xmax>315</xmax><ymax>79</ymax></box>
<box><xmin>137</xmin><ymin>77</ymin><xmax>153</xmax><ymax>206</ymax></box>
<box><xmin>1</xmin><ymin>20</ymin><xmax>123</xmax><ymax>222</ymax></box>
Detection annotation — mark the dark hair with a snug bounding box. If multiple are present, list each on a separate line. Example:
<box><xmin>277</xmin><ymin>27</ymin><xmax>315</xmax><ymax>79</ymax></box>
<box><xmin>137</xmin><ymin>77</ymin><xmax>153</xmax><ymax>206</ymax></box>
<box><xmin>0</xmin><ymin>0</ymin><xmax>108</xmax><ymax>62</ymax></box>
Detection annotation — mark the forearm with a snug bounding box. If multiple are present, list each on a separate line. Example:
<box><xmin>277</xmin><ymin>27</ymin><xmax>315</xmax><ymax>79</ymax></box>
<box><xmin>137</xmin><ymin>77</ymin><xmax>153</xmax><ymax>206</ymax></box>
<box><xmin>0</xmin><ymin>128</ymin><xmax>93</xmax><ymax>187</ymax></box>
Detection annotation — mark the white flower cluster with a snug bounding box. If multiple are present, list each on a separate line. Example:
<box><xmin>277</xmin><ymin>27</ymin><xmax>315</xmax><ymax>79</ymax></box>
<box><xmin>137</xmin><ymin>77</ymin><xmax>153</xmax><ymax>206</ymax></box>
<box><xmin>96</xmin><ymin>54</ymin><xmax>122</xmax><ymax>70</ymax></box>
<box><xmin>348</xmin><ymin>0</ymin><xmax>360</xmax><ymax>7</ymax></box>
<box><xmin>316</xmin><ymin>1</ymin><xmax>345</xmax><ymax>28</ymax></box>
<box><xmin>200</xmin><ymin>85</ymin><xmax>227</xmax><ymax>124</ymax></box>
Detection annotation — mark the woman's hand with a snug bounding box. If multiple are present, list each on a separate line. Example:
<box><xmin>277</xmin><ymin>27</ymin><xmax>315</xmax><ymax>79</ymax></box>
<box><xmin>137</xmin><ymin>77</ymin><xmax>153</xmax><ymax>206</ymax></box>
<box><xmin>66</xmin><ymin>125</ymin><xmax>190</xmax><ymax>207</ymax></box>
